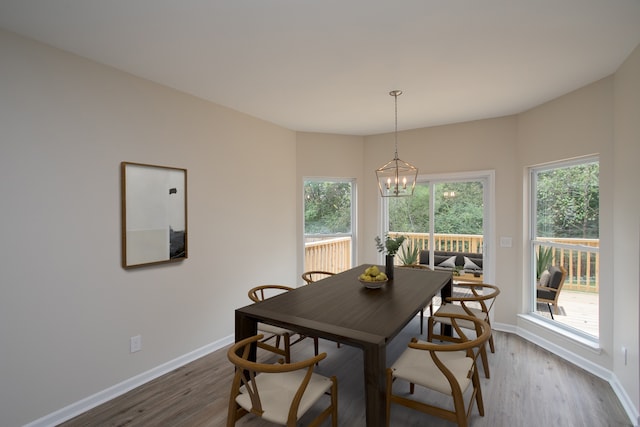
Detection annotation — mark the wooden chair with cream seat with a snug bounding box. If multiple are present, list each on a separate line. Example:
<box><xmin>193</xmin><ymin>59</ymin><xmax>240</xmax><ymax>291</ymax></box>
<box><xmin>386</xmin><ymin>313</ymin><xmax>491</xmax><ymax>427</ymax></box>
<box><xmin>301</xmin><ymin>270</ymin><xmax>335</xmax><ymax>285</ymax></box>
<box><xmin>248</xmin><ymin>285</ymin><xmax>319</xmax><ymax>363</ymax></box>
<box><xmin>397</xmin><ymin>263</ymin><xmax>435</xmax><ymax>333</ymax></box>
<box><xmin>429</xmin><ymin>283</ymin><xmax>500</xmax><ymax>379</ymax></box>
<box><xmin>227</xmin><ymin>334</ymin><xmax>338</xmax><ymax>427</ymax></box>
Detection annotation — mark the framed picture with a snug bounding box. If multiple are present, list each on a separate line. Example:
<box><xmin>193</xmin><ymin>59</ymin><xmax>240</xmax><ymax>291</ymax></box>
<box><xmin>121</xmin><ymin>162</ymin><xmax>187</xmax><ymax>269</ymax></box>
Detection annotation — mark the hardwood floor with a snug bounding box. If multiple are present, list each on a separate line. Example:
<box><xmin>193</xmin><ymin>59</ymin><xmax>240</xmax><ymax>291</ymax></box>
<box><xmin>58</xmin><ymin>317</ymin><xmax>631</xmax><ymax>427</ymax></box>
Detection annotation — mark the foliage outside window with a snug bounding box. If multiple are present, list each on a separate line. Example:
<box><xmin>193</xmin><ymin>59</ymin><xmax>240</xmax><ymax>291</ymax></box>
<box><xmin>304</xmin><ymin>181</ymin><xmax>352</xmax><ymax>234</ymax></box>
<box><xmin>303</xmin><ymin>179</ymin><xmax>355</xmax><ymax>273</ymax></box>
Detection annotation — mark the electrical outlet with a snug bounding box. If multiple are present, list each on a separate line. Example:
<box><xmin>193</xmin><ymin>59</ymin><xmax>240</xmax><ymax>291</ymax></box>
<box><xmin>130</xmin><ymin>335</ymin><xmax>142</xmax><ymax>353</ymax></box>
<box><xmin>500</xmin><ymin>237</ymin><xmax>513</xmax><ymax>247</ymax></box>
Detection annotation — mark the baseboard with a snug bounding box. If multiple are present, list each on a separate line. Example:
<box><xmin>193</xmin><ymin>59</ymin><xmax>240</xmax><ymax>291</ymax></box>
<box><xmin>23</xmin><ymin>334</ymin><xmax>235</xmax><ymax>427</ymax></box>
<box><xmin>24</xmin><ymin>325</ymin><xmax>640</xmax><ymax>427</ymax></box>
<box><xmin>494</xmin><ymin>320</ymin><xmax>638</xmax><ymax>427</ymax></box>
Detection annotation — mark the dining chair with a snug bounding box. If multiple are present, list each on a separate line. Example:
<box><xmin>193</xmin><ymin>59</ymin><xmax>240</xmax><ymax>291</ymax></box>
<box><xmin>397</xmin><ymin>264</ymin><xmax>434</xmax><ymax>334</ymax></box>
<box><xmin>429</xmin><ymin>283</ymin><xmax>500</xmax><ymax>378</ymax></box>
<box><xmin>227</xmin><ymin>334</ymin><xmax>338</xmax><ymax>427</ymax></box>
<box><xmin>301</xmin><ymin>270</ymin><xmax>335</xmax><ymax>284</ymax></box>
<box><xmin>248</xmin><ymin>285</ymin><xmax>319</xmax><ymax>363</ymax></box>
<box><xmin>386</xmin><ymin>313</ymin><xmax>491</xmax><ymax>427</ymax></box>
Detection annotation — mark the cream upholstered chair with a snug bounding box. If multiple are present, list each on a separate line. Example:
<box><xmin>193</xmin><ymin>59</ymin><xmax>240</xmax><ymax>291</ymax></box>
<box><xmin>248</xmin><ymin>285</ymin><xmax>319</xmax><ymax>363</ymax></box>
<box><xmin>301</xmin><ymin>270</ymin><xmax>335</xmax><ymax>284</ymax></box>
<box><xmin>386</xmin><ymin>313</ymin><xmax>491</xmax><ymax>427</ymax></box>
<box><xmin>536</xmin><ymin>265</ymin><xmax>567</xmax><ymax>319</ymax></box>
<box><xmin>227</xmin><ymin>334</ymin><xmax>338</xmax><ymax>427</ymax></box>
<box><xmin>429</xmin><ymin>283</ymin><xmax>500</xmax><ymax>378</ymax></box>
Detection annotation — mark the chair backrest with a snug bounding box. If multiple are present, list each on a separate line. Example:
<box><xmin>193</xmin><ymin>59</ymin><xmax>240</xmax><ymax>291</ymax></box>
<box><xmin>446</xmin><ymin>283</ymin><xmax>500</xmax><ymax>318</ymax></box>
<box><xmin>419</xmin><ymin>313</ymin><xmax>491</xmax><ymax>363</ymax></box>
<box><xmin>301</xmin><ymin>271</ymin><xmax>335</xmax><ymax>285</ymax></box>
<box><xmin>227</xmin><ymin>334</ymin><xmax>327</xmax><ymax>425</ymax></box>
<box><xmin>547</xmin><ymin>265</ymin><xmax>567</xmax><ymax>290</ymax></box>
<box><xmin>248</xmin><ymin>285</ymin><xmax>294</xmax><ymax>303</ymax></box>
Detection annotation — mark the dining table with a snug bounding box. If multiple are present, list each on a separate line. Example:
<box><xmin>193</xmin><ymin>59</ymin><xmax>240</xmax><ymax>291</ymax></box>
<box><xmin>235</xmin><ymin>263</ymin><xmax>452</xmax><ymax>427</ymax></box>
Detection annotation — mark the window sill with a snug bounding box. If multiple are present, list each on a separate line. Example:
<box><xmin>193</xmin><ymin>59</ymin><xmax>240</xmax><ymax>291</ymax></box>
<box><xmin>518</xmin><ymin>313</ymin><xmax>601</xmax><ymax>354</ymax></box>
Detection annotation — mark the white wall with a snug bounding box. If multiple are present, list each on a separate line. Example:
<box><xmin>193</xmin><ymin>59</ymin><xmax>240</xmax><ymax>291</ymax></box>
<box><xmin>362</xmin><ymin>116</ymin><xmax>519</xmax><ymax>326</ymax></box>
<box><xmin>0</xmin><ymin>29</ymin><xmax>298</xmax><ymax>426</ymax></box>
<box><xmin>613</xmin><ymin>43</ymin><xmax>640</xmax><ymax>421</ymax></box>
<box><xmin>295</xmin><ymin>132</ymin><xmax>366</xmax><ymax>276</ymax></box>
<box><xmin>515</xmin><ymin>77</ymin><xmax>616</xmax><ymax>366</ymax></box>
<box><xmin>2</xmin><ymin>25</ymin><xmax>639</xmax><ymax>426</ymax></box>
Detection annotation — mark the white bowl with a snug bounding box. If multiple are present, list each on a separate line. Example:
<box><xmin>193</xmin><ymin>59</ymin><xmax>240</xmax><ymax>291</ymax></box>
<box><xmin>359</xmin><ymin>279</ymin><xmax>387</xmax><ymax>289</ymax></box>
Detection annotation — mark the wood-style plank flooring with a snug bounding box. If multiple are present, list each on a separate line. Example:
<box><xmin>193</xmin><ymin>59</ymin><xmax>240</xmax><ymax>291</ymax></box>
<box><xmin>58</xmin><ymin>317</ymin><xmax>631</xmax><ymax>427</ymax></box>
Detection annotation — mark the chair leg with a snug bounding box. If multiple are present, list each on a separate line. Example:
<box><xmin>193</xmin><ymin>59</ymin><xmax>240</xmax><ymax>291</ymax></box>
<box><xmin>283</xmin><ymin>334</ymin><xmax>291</xmax><ymax>363</ymax></box>
<box><xmin>420</xmin><ymin>308</ymin><xmax>424</xmax><ymax>334</ymax></box>
<box><xmin>480</xmin><ymin>343</ymin><xmax>490</xmax><ymax>379</ymax></box>
<box><xmin>385</xmin><ymin>369</ymin><xmax>393</xmax><ymax>427</ymax></box>
<box><xmin>546</xmin><ymin>303</ymin><xmax>555</xmax><ymax>320</ymax></box>
<box><xmin>472</xmin><ymin>365</ymin><xmax>485</xmax><ymax>416</ymax></box>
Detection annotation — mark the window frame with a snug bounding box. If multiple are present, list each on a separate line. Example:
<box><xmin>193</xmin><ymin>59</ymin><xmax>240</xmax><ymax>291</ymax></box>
<box><xmin>303</xmin><ymin>177</ymin><xmax>357</xmax><ymax>272</ymax></box>
<box><xmin>528</xmin><ymin>155</ymin><xmax>600</xmax><ymax>342</ymax></box>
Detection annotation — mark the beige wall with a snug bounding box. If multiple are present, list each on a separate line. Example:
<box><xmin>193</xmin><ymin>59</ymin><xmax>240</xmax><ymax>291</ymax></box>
<box><xmin>2</xmin><ymin>25</ymin><xmax>639</xmax><ymax>426</ymax></box>
<box><xmin>0</xmin><ymin>29</ymin><xmax>298</xmax><ymax>426</ymax></box>
<box><xmin>515</xmin><ymin>77</ymin><xmax>616</xmax><ymax>366</ymax></box>
<box><xmin>613</xmin><ymin>43</ymin><xmax>640</xmax><ymax>419</ymax></box>
<box><xmin>295</xmin><ymin>132</ymin><xmax>365</xmax><ymax>274</ymax></box>
<box><xmin>362</xmin><ymin>117</ymin><xmax>519</xmax><ymax>325</ymax></box>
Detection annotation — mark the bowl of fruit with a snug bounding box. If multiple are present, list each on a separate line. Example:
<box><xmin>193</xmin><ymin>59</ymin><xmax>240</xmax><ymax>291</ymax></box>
<box><xmin>358</xmin><ymin>266</ymin><xmax>388</xmax><ymax>289</ymax></box>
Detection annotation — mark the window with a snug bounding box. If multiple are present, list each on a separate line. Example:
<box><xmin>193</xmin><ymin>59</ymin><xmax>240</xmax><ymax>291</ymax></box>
<box><xmin>303</xmin><ymin>179</ymin><xmax>355</xmax><ymax>273</ymax></box>
<box><xmin>530</xmin><ymin>157</ymin><xmax>599</xmax><ymax>339</ymax></box>
<box><xmin>385</xmin><ymin>172</ymin><xmax>492</xmax><ymax>283</ymax></box>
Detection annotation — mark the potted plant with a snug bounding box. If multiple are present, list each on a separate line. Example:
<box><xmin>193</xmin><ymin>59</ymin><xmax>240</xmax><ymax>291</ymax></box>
<box><xmin>536</xmin><ymin>246</ymin><xmax>554</xmax><ymax>280</ymax></box>
<box><xmin>375</xmin><ymin>234</ymin><xmax>406</xmax><ymax>279</ymax></box>
<box><xmin>397</xmin><ymin>239</ymin><xmax>420</xmax><ymax>266</ymax></box>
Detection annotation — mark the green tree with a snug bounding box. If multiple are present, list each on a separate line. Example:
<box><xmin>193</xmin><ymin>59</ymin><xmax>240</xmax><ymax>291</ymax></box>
<box><xmin>536</xmin><ymin>162</ymin><xmax>599</xmax><ymax>238</ymax></box>
<box><xmin>304</xmin><ymin>181</ymin><xmax>352</xmax><ymax>234</ymax></box>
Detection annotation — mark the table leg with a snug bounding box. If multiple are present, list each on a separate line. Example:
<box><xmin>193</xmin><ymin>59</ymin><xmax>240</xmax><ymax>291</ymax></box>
<box><xmin>442</xmin><ymin>277</ymin><xmax>453</xmax><ymax>336</ymax></box>
<box><xmin>362</xmin><ymin>342</ymin><xmax>386</xmax><ymax>427</ymax></box>
<box><xmin>235</xmin><ymin>310</ymin><xmax>258</xmax><ymax>360</ymax></box>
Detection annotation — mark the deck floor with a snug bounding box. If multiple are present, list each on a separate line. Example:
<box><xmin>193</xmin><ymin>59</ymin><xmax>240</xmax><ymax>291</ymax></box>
<box><xmin>535</xmin><ymin>289</ymin><xmax>599</xmax><ymax>337</ymax></box>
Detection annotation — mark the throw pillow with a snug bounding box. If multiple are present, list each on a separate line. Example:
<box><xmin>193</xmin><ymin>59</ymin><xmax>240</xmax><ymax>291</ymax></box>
<box><xmin>437</xmin><ymin>255</ymin><xmax>457</xmax><ymax>269</ymax></box>
<box><xmin>539</xmin><ymin>269</ymin><xmax>550</xmax><ymax>287</ymax></box>
<box><xmin>463</xmin><ymin>256</ymin><xmax>481</xmax><ymax>270</ymax></box>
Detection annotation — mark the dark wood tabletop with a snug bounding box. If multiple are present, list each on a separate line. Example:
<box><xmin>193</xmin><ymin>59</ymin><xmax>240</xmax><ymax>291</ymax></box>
<box><xmin>235</xmin><ymin>263</ymin><xmax>452</xmax><ymax>427</ymax></box>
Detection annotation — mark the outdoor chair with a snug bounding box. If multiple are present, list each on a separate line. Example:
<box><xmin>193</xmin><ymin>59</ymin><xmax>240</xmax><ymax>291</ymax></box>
<box><xmin>227</xmin><ymin>334</ymin><xmax>338</xmax><ymax>427</ymax></box>
<box><xmin>429</xmin><ymin>283</ymin><xmax>500</xmax><ymax>378</ymax></box>
<box><xmin>386</xmin><ymin>313</ymin><xmax>491</xmax><ymax>427</ymax></box>
<box><xmin>536</xmin><ymin>265</ymin><xmax>567</xmax><ymax>319</ymax></box>
<box><xmin>248</xmin><ymin>285</ymin><xmax>319</xmax><ymax>363</ymax></box>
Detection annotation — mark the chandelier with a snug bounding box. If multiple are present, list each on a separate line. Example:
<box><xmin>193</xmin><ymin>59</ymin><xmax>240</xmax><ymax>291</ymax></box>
<box><xmin>376</xmin><ymin>90</ymin><xmax>418</xmax><ymax>197</ymax></box>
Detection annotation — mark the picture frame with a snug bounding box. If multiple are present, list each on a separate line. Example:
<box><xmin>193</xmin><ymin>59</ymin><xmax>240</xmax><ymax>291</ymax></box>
<box><xmin>121</xmin><ymin>162</ymin><xmax>188</xmax><ymax>269</ymax></box>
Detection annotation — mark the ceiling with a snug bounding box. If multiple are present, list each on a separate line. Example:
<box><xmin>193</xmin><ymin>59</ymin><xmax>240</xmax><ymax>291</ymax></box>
<box><xmin>1</xmin><ymin>1</ymin><xmax>639</xmax><ymax>135</ymax></box>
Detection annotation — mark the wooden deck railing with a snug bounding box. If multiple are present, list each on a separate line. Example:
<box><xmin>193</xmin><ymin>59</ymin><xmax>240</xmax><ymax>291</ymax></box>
<box><xmin>304</xmin><ymin>233</ymin><xmax>600</xmax><ymax>293</ymax></box>
<box><xmin>304</xmin><ymin>237</ymin><xmax>352</xmax><ymax>273</ymax></box>
<box><xmin>537</xmin><ymin>237</ymin><xmax>599</xmax><ymax>293</ymax></box>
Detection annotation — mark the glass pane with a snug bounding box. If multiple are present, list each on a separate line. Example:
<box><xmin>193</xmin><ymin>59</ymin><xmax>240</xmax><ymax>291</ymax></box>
<box><xmin>304</xmin><ymin>181</ymin><xmax>352</xmax><ymax>234</ymax></box>
<box><xmin>433</xmin><ymin>181</ymin><xmax>484</xmax><ymax>253</ymax></box>
<box><xmin>533</xmin><ymin>160</ymin><xmax>599</xmax><ymax>338</ymax></box>
<box><xmin>388</xmin><ymin>182</ymin><xmax>430</xmax><ymax>233</ymax></box>
<box><xmin>536</xmin><ymin>162</ymin><xmax>599</xmax><ymax>239</ymax></box>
